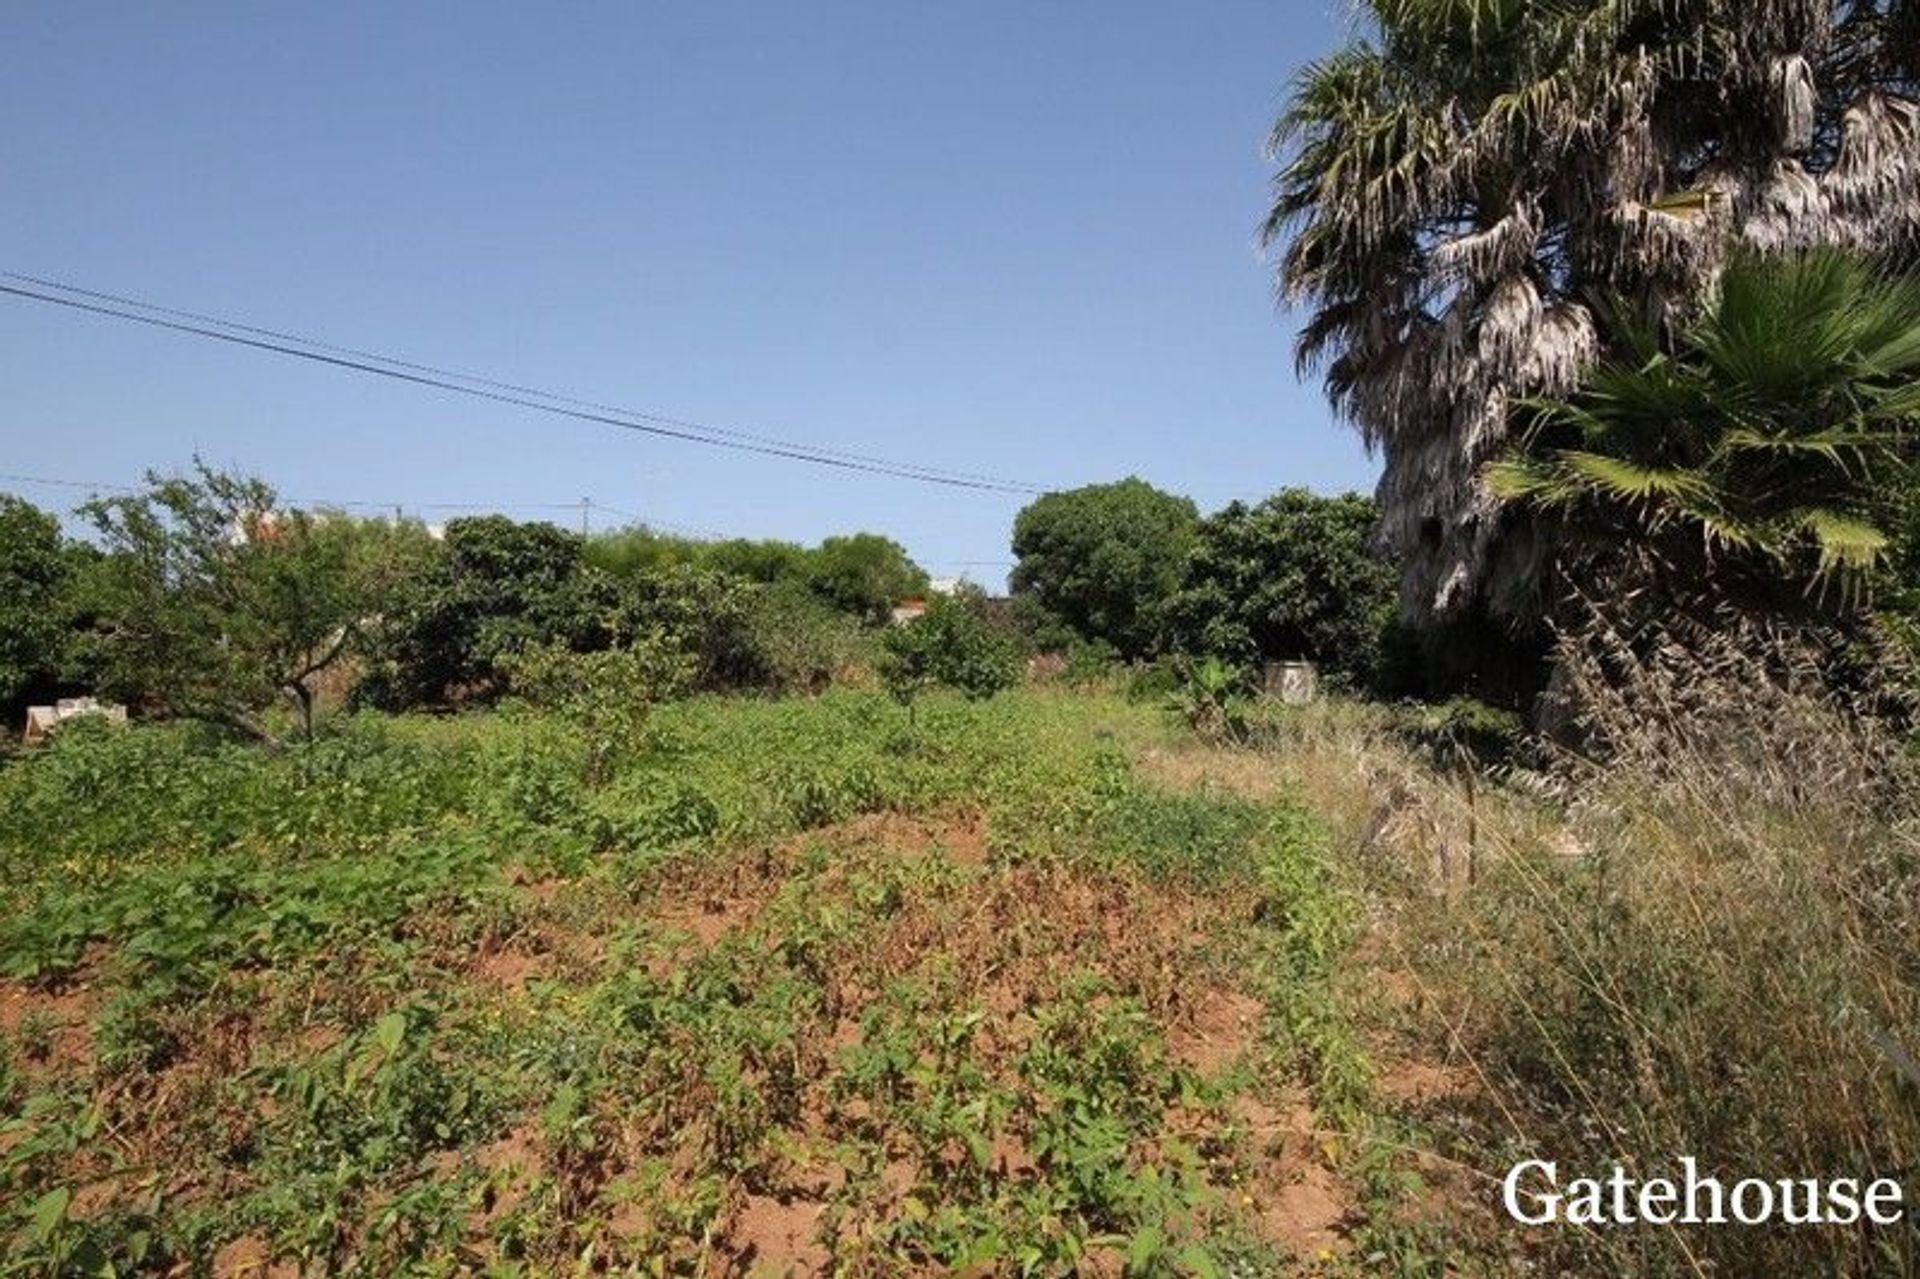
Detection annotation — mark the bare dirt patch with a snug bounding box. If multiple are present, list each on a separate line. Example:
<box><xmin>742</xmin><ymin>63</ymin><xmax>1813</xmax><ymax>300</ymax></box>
<box><xmin>211</xmin><ymin>1234</ymin><xmax>300</xmax><ymax>1278</ymax></box>
<box><xmin>1168</xmin><ymin>987</ymin><xmax>1265</xmax><ymax>1074</ymax></box>
<box><xmin>471</xmin><ymin>946</ymin><xmax>549</xmax><ymax>990</ymax></box>
<box><xmin>721</xmin><ymin>1192</ymin><xmax>830</xmax><ymax>1277</ymax></box>
<box><xmin>1375</xmin><ymin>1057</ymin><xmax>1475</xmax><ymax>1107</ymax></box>
<box><xmin>0</xmin><ymin>977</ymin><xmax>99</xmax><ymax>1073</ymax></box>
<box><xmin>1258</xmin><ymin>1159</ymin><xmax>1351</xmax><ymax>1261</ymax></box>
<box><xmin>1230</xmin><ymin>1090</ymin><xmax>1353</xmax><ymax>1261</ymax></box>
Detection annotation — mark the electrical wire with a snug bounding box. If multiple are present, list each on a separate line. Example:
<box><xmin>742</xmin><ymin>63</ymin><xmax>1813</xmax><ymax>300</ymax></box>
<box><xmin>0</xmin><ymin>279</ymin><xmax>1046</xmax><ymax>495</ymax></box>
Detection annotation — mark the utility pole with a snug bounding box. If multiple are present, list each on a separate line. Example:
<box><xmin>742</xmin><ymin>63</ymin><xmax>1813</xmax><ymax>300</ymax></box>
<box><xmin>580</xmin><ymin>496</ymin><xmax>592</xmax><ymax>537</ymax></box>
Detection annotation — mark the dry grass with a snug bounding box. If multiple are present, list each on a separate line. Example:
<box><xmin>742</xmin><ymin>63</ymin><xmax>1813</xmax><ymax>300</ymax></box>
<box><xmin>1246</xmin><ymin>626</ymin><xmax>1920</xmax><ymax>1275</ymax></box>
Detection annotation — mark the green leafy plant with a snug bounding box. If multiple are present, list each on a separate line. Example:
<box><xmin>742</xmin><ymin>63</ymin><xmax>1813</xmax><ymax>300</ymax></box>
<box><xmin>1010</xmin><ymin>478</ymin><xmax>1198</xmax><ymax>659</ymax></box>
<box><xmin>503</xmin><ymin>633</ymin><xmax>692</xmax><ymax>783</ymax></box>
<box><xmin>1160</xmin><ymin>488</ymin><xmax>1398</xmax><ymax>691</ymax></box>
<box><xmin>878</xmin><ymin>592</ymin><xmax>1023</xmax><ymax>718</ymax></box>
<box><xmin>74</xmin><ymin>462</ymin><xmax>430</xmax><ymax>745</ymax></box>
<box><xmin>1169</xmin><ymin>656</ymin><xmax>1249</xmax><ymax>743</ymax></box>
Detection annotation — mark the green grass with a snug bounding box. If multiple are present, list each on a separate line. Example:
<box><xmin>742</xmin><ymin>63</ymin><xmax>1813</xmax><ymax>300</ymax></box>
<box><xmin>0</xmin><ymin>689</ymin><xmax>1367</xmax><ymax>1276</ymax></box>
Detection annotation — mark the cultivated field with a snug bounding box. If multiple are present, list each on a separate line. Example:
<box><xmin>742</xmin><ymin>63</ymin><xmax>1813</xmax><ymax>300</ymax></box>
<box><xmin>0</xmin><ymin>689</ymin><xmax>1384</xmax><ymax>1276</ymax></box>
<box><xmin>9</xmin><ymin>671</ymin><xmax>1918</xmax><ymax>1277</ymax></box>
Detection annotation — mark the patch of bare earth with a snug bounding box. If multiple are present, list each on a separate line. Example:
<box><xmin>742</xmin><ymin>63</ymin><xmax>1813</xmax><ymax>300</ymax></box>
<box><xmin>210</xmin><ymin>1234</ymin><xmax>300</xmax><ymax>1278</ymax></box>
<box><xmin>720</xmin><ymin>1192</ymin><xmax>830</xmax><ymax>1277</ymax></box>
<box><xmin>1375</xmin><ymin>1057</ymin><xmax>1475</xmax><ymax>1107</ymax></box>
<box><xmin>1168</xmin><ymin>987</ymin><xmax>1265</xmax><ymax>1075</ymax></box>
<box><xmin>471</xmin><ymin>946</ymin><xmax>549</xmax><ymax>990</ymax></box>
<box><xmin>0</xmin><ymin>976</ymin><xmax>100</xmax><ymax>1074</ymax></box>
<box><xmin>1233</xmin><ymin>1091</ymin><xmax>1353</xmax><ymax>1262</ymax></box>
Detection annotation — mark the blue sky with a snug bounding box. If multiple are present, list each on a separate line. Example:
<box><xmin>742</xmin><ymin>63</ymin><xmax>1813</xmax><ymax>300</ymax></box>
<box><xmin>1</xmin><ymin>2</ymin><xmax>1372</xmax><ymax>583</ymax></box>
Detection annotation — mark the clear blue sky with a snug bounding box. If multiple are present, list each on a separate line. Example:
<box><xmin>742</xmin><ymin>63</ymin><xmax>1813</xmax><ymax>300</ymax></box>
<box><xmin>2</xmin><ymin>2</ymin><xmax>1373</xmax><ymax>584</ymax></box>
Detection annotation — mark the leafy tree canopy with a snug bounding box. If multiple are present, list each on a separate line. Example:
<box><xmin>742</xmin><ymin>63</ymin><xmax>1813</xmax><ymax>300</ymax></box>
<box><xmin>1160</xmin><ymin>489</ymin><xmax>1398</xmax><ymax>688</ymax></box>
<box><xmin>806</xmin><ymin>533</ymin><xmax>929</xmax><ymax>624</ymax></box>
<box><xmin>587</xmin><ymin>527</ymin><xmax>924</xmax><ymax>625</ymax></box>
<box><xmin>878</xmin><ymin>590</ymin><xmax>1023</xmax><ymax>709</ymax></box>
<box><xmin>75</xmin><ymin>463</ymin><xmax>425</xmax><ymax>744</ymax></box>
<box><xmin>0</xmin><ymin>495</ymin><xmax>80</xmax><ymax>715</ymax></box>
<box><xmin>1010</xmin><ymin>478</ymin><xmax>1198</xmax><ymax>659</ymax></box>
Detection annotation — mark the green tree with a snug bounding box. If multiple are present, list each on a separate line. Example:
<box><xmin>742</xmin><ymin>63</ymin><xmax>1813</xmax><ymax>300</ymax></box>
<box><xmin>807</xmin><ymin>533</ymin><xmax>929</xmax><ymax>623</ymax></box>
<box><xmin>700</xmin><ymin>538</ymin><xmax>815</xmax><ymax>587</ymax></box>
<box><xmin>76</xmin><ymin>464</ymin><xmax>402</xmax><ymax>744</ymax></box>
<box><xmin>371</xmin><ymin>518</ymin><xmax>774</xmax><ymax>706</ymax></box>
<box><xmin>613</xmin><ymin>563</ymin><xmax>762</xmax><ymax>690</ymax></box>
<box><xmin>502</xmin><ymin>632</ymin><xmax>694</xmax><ymax>783</ymax></box>
<box><xmin>582</xmin><ymin>525</ymin><xmax>702</xmax><ymax>578</ymax></box>
<box><xmin>878</xmin><ymin>591</ymin><xmax>1023</xmax><ymax>715</ymax></box>
<box><xmin>1159</xmin><ymin>489</ymin><xmax>1398</xmax><ymax>688</ymax></box>
<box><xmin>1488</xmin><ymin>251</ymin><xmax>1920</xmax><ymax>625</ymax></box>
<box><xmin>1269</xmin><ymin>1</ymin><xmax>1920</xmax><ymax>626</ymax></box>
<box><xmin>368</xmin><ymin>516</ymin><xmax>592</xmax><ymax>707</ymax></box>
<box><xmin>1010</xmin><ymin>478</ymin><xmax>1198</xmax><ymax>659</ymax></box>
<box><xmin>741</xmin><ymin>580</ymin><xmax>869</xmax><ymax>694</ymax></box>
<box><xmin>0</xmin><ymin>495</ymin><xmax>77</xmax><ymax>716</ymax></box>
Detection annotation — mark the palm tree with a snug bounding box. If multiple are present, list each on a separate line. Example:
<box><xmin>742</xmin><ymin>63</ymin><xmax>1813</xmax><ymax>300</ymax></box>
<box><xmin>1267</xmin><ymin>1</ymin><xmax>1920</xmax><ymax>624</ymax></box>
<box><xmin>1487</xmin><ymin>250</ymin><xmax>1920</xmax><ymax>621</ymax></box>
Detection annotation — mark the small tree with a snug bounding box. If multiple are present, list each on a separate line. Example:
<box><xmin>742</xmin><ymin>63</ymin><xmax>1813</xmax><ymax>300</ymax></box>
<box><xmin>0</xmin><ymin>495</ymin><xmax>77</xmax><ymax>717</ymax></box>
<box><xmin>808</xmin><ymin>533</ymin><xmax>929</xmax><ymax>624</ymax></box>
<box><xmin>502</xmin><ymin>632</ymin><xmax>693</xmax><ymax>784</ymax></box>
<box><xmin>77</xmin><ymin>463</ymin><xmax>398</xmax><ymax>745</ymax></box>
<box><xmin>878</xmin><ymin>592</ymin><xmax>1022</xmax><ymax>718</ymax></box>
<box><xmin>366</xmin><ymin>516</ymin><xmax>588</xmax><ymax>707</ymax></box>
<box><xmin>1010</xmin><ymin>478</ymin><xmax>1197</xmax><ymax>659</ymax></box>
<box><xmin>1159</xmin><ymin>489</ymin><xmax>1397</xmax><ymax>689</ymax></box>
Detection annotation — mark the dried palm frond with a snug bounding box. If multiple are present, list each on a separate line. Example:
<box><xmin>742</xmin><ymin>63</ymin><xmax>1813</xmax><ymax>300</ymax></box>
<box><xmin>1268</xmin><ymin>0</ymin><xmax>1920</xmax><ymax>622</ymax></box>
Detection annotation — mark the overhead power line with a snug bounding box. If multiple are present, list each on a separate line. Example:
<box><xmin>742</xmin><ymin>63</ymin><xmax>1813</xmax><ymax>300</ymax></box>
<box><xmin>0</xmin><ymin>274</ymin><xmax>1047</xmax><ymax>496</ymax></box>
<box><xmin>4</xmin><ymin>271</ymin><xmax>1030</xmax><ymax>489</ymax></box>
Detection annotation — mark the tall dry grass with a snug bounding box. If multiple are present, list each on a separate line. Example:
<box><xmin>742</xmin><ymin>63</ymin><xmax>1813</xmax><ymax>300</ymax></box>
<box><xmin>1274</xmin><ymin>622</ymin><xmax>1920</xmax><ymax>1274</ymax></box>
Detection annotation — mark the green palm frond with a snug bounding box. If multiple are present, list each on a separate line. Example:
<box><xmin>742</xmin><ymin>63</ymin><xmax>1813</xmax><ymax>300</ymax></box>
<box><xmin>1484</xmin><ymin>457</ymin><xmax>1581</xmax><ymax>506</ymax></box>
<box><xmin>1800</xmin><ymin>509</ymin><xmax>1890</xmax><ymax>574</ymax></box>
<box><xmin>1557</xmin><ymin>451</ymin><xmax>1716</xmax><ymax>507</ymax></box>
<box><xmin>1487</xmin><ymin>251</ymin><xmax>1920</xmax><ymax>606</ymax></box>
<box><xmin>1715</xmin><ymin>424</ymin><xmax>1887</xmax><ymax>465</ymax></box>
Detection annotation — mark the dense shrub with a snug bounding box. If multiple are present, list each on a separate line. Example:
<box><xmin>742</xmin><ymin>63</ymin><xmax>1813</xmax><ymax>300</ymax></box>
<box><xmin>1010</xmin><ymin>478</ymin><xmax>1198</xmax><ymax>660</ymax></box>
<box><xmin>1159</xmin><ymin>489</ymin><xmax>1397</xmax><ymax>690</ymax></box>
<box><xmin>806</xmin><ymin>533</ymin><xmax>929</xmax><ymax>624</ymax></box>
<box><xmin>586</xmin><ymin>526</ymin><xmax>928</xmax><ymax>626</ymax></box>
<box><xmin>0</xmin><ymin>495</ymin><xmax>82</xmax><ymax>720</ymax></box>
<box><xmin>365</xmin><ymin>519</ymin><xmax>775</xmax><ymax>708</ymax></box>
<box><xmin>361</xmin><ymin>516</ymin><xmax>596</xmax><ymax>707</ymax></box>
<box><xmin>502</xmin><ymin>634</ymin><xmax>693</xmax><ymax>783</ymax></box>
<box><xmin>741</xmin><ymin>581</ymin><xmax>873</xmax><ymax>694</ymax></box>
<box><xmin>878</xmin><ymin>591</ymin><xmax>1023</xmax><ymax>710</ymax></box>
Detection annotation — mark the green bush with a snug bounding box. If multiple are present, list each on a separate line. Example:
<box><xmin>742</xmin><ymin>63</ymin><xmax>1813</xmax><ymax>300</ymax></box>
<box><xmin>1010</xmin><ymin>478</ymin><xmax>1198</xmax><ymax>660</ymax></box>
<box><xmin>739</xmin><ymin>581</ymin><xmax>872</xmax><ymax>694</ymax></box>
<box><xmin>879</xmin><ymin>592</ymin><xmax>1023</xmax><ymax>711</ymax></box>
<box><xmin>0</xmin><ymin>494</ymin><xmax>83</xmax><ymax>719</ymax></box>
<box><xmin>502</xmin><ymin>634</ymin><xmax>693</xmax><ymax>783</ymax></box>
<box><xmin>1159</xmin><ymin>489</ymin><xmax>1398</xmax><ymax>691</ymax></box>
